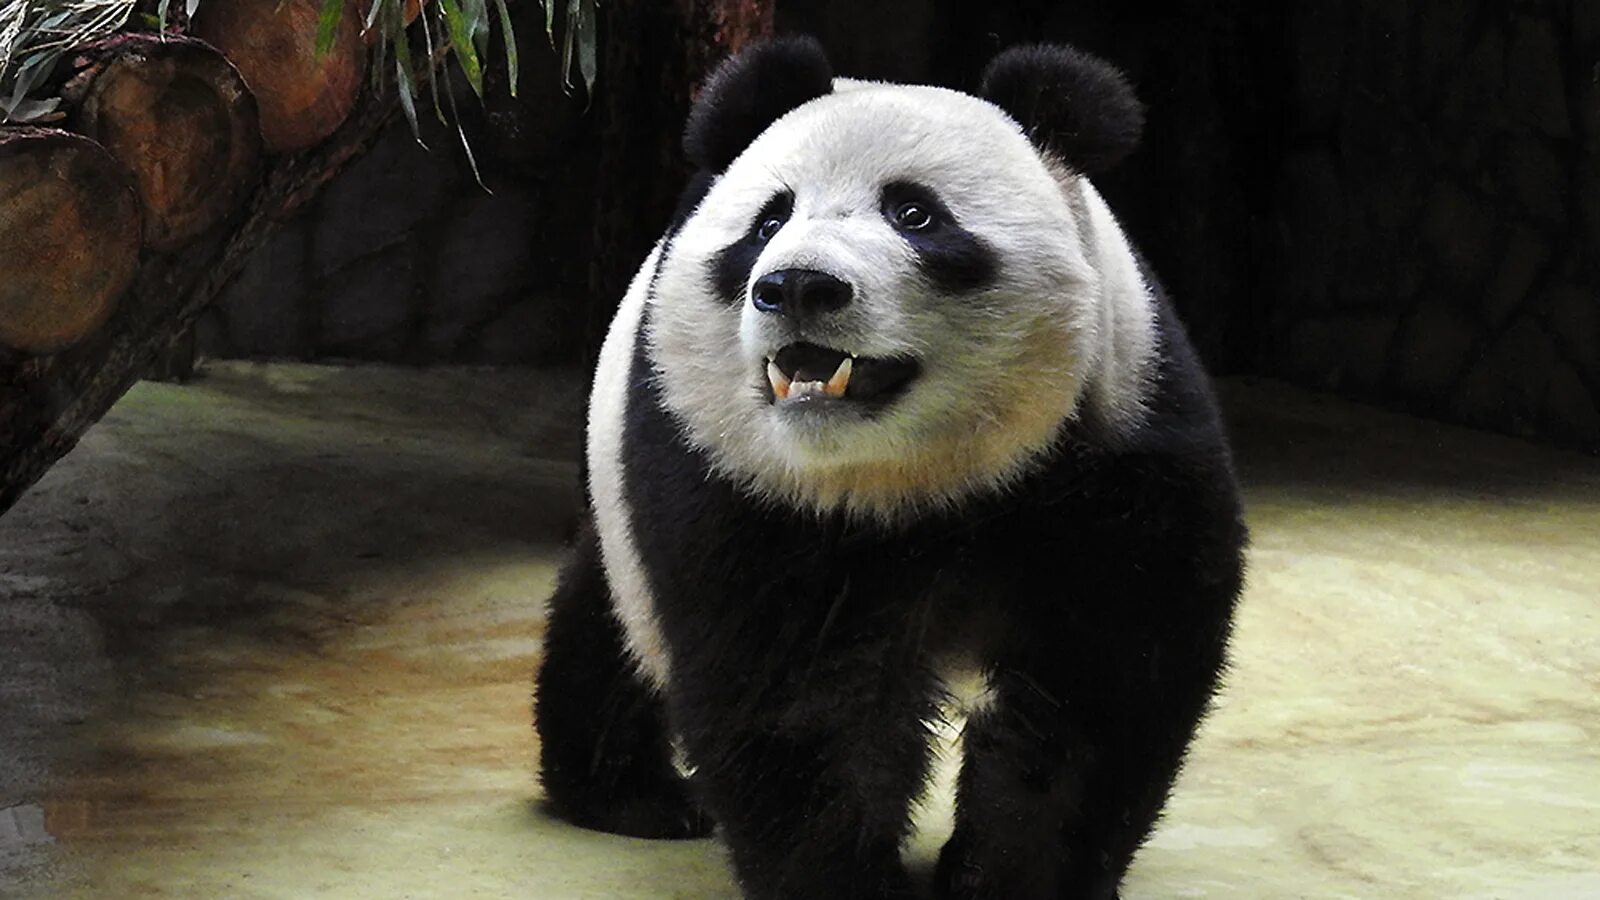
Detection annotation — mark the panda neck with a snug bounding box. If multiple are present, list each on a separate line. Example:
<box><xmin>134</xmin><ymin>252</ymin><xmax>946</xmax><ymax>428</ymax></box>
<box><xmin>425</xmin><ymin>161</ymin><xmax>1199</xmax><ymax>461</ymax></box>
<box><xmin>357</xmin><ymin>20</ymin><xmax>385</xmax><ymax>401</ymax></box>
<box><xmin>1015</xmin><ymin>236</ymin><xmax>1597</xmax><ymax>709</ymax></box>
<box><xmin>1062</xmin><ymin>177</ymin><xmax>1160</xmax><ymax>443</ymax></box>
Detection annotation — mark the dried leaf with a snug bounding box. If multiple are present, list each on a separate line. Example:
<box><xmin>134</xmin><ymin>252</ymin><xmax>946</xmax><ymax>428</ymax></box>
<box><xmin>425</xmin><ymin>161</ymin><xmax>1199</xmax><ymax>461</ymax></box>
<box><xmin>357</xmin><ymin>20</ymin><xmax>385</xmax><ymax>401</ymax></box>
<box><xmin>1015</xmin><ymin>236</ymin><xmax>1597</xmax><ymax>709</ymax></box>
<box><xmin>417</xmin><ymin>2</ymin><xmax>446</xmax><ymax>123</ymax></box>
<box><xmin>440</xmin><ymin>56</ymin><xmax>484</xmax><ymax>189</ymax></box>
<box><xmin>364</xmin><ymin>0</ymin><xmax>385</xmax><ymax>35</ymax></box>
<box><xmin>574</xmin><ymin>0</ymin><xmax>594</xmax><ymax>93</ymax></box>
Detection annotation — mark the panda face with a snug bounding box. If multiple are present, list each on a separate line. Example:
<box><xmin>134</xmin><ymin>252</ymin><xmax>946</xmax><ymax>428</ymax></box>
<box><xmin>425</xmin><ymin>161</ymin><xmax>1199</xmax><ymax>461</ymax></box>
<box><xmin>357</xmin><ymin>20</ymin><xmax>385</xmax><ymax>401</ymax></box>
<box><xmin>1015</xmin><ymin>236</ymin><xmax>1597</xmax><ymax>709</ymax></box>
<box><xmin>648</xmin><ymin>83</ymin><xmax>1108</xmax><ymax>520</ymax></box>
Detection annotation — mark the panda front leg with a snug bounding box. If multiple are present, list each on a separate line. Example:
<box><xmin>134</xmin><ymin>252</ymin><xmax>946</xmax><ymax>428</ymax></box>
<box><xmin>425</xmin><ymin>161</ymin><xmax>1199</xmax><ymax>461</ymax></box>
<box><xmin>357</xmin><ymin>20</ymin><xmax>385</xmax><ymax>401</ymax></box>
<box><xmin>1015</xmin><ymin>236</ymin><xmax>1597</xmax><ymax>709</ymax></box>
<box><xmin>665</xmin><ymin>628</ymin><xmax>939</xmax><ymax>900</ymax></box>
<box><xmin>936</xmin><ymin>589</ymin><xmax>1234</xmax><ymax>900</ymax></box>
<box><xmin>534</xmin><ymin>520</ymin><xmax>711</xmax><ymax>840</ymax></box>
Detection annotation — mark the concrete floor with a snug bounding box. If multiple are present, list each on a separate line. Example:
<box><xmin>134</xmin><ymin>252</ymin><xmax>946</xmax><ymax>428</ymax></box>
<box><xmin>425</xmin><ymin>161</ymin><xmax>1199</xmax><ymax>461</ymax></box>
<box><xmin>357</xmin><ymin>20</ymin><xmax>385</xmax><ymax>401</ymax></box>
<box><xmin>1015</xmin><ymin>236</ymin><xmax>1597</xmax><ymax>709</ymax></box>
<box><xmin>1</xmin><ymin>361</ymin><xmax>1596</xmax><ymax>899</ymax></box>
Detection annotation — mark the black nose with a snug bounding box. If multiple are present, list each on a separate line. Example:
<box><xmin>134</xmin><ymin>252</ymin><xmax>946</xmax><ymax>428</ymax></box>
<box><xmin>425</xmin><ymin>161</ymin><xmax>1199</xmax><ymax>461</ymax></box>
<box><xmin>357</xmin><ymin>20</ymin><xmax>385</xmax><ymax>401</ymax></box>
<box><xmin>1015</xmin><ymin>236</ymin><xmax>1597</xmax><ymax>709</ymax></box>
<box><xmin>751</xmin><ymin>269</ymin><xmax>853</xmax><ymax>317</ymax></box>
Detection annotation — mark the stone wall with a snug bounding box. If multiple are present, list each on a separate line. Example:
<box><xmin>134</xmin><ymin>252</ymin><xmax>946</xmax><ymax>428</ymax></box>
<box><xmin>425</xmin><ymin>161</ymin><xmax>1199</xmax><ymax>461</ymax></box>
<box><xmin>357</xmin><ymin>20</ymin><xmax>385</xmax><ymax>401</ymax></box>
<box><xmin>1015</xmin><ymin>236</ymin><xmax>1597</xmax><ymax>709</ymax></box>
<box><xmin>201</xmin><ymin>0</ymin><xmax>1599</xmax><ymax>451</ymax></box>
<box><xmin>1269</xmin><ymin>0</ymin><xmax>1599</xmax><ymax>450</ymax></box>
<box><xmin>196</xmin><ymin>28</ymin><xmax>591</xmax><ymax>368</ymax></box>
<box><xmin>196</xmin><ymin>113</ymin><xmax>585</xmax><ymax>367</ymax></box>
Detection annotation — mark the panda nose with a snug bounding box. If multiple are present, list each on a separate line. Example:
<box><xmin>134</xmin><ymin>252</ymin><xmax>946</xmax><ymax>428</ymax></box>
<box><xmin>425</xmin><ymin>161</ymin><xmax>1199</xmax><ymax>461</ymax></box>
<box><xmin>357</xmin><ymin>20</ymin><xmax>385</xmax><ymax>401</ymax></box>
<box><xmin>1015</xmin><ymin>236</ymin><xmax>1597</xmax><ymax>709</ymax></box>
<box><xmin>751</xmin><ymin>269</ymin><xmax>853</xmax><ymax>318</ymax></box>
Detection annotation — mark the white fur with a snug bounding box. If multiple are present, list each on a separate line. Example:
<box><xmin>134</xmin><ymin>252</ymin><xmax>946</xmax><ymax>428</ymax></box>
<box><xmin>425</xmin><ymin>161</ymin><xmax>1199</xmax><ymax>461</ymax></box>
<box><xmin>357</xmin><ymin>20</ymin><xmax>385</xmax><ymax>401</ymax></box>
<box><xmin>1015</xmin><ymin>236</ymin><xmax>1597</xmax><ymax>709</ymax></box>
<box><xmin>1061</xmin><ymin>175</ymin><xmax>1161</xmax><ymax>439</ymax></box>
<box><xmin>587</xmin><ymin>242</ymin><xmax>672</xmax><ymax>687</ymax></box>
<box><xmin>640</xmin><ymin>80</ymin><xmax>1160</xmax><ymax>523</ymax></box>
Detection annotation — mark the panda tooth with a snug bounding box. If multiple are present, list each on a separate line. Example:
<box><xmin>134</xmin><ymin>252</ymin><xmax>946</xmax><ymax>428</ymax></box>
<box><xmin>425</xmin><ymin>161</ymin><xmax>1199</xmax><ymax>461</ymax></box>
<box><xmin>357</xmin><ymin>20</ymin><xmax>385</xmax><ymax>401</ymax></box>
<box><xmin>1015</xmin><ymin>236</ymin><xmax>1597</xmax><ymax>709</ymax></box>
<box><xmin>825</xmin><ymin>356</ymin><xmax>853</xmax><ymax>397</ymax></box>
<box><xmin>767</xmin><ymin>360</ymin><xmax>791</xmax><ymax>400</ymax></box>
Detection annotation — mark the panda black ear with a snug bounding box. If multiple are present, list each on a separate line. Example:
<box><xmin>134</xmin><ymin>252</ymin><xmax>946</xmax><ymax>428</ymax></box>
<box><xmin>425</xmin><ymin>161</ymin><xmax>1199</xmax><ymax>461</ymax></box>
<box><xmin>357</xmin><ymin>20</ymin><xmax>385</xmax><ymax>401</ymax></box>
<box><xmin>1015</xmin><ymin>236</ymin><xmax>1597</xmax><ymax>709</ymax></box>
<box><xmin>683</xmin><ymin>36</ymin><xmax>834</xmax><ymax>172</ymax></box>
<box><xmin>980</xmin><ymin>44</ymin><xmax>1144</xmax><ymax>176</ymax></box>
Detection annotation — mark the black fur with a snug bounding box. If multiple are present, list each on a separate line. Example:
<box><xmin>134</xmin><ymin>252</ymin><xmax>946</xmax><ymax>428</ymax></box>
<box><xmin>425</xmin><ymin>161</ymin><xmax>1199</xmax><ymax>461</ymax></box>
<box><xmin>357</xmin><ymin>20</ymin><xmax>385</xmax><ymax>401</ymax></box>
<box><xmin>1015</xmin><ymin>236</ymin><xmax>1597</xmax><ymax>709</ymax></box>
<box><xmin>881</xmin><ymin>181</ymin><xmax>999</xmax><ymax>294</ymax></box>
<box><xmin>980</xmin><ymin>44</ymin><xmax>1145</xmax><ymax>176</ymax></box>
<box><xmin>684</xmin><ymin>36</ymin><xmax>834</xmax><ymax>173</ymax></box>
<box><xmin>712</xmin><ymin>190</ymin><xmax>794</xmax><ymax>305</ymax></box>
<box><xmin>533</xmin><ymin>520</ymin><xmax>712</xmax><ymax>840</ymax></box>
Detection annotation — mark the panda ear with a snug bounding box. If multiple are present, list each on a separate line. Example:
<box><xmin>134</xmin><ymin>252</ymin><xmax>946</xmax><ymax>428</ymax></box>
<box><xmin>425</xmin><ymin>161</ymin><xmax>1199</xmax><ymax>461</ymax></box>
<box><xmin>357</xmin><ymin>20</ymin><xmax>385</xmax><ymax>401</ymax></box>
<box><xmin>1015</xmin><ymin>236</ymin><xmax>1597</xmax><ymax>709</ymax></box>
<box><xmin>980</xmin><ymin>44</ymin><xmax>1144</xmax><ymax>176</ymax></box>
<box><xmin>683</xmin><ymin>36</ymin><xmax>834</xmax><ymax>172</ymax></box>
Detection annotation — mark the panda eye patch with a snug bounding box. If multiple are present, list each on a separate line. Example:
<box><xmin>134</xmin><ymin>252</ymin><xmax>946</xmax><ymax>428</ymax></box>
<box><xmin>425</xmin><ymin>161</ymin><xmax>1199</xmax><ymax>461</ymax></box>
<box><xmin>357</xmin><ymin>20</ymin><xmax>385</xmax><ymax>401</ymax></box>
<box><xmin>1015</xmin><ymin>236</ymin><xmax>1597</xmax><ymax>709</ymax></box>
<box><xmin>880</xmin><ymin>180</ymin><xmax>996</xmax><ymax>293</ymax></box>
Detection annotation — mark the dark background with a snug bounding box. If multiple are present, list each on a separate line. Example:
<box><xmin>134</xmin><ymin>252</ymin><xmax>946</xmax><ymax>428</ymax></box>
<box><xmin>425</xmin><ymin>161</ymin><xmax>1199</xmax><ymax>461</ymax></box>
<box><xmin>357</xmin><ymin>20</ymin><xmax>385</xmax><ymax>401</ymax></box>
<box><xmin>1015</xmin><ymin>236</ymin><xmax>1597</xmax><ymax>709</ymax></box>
<box><xmin>195</xmin><ymin>0</ymin><xmax>1600</xmax><ymax>453</ymax></box>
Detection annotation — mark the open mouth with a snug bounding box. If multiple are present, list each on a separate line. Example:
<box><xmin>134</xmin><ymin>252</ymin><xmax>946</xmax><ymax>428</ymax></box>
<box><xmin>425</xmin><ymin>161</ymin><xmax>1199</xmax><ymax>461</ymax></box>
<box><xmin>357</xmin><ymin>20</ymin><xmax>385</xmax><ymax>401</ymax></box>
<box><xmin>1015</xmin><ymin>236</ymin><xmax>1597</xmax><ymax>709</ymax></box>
<box><xmin>763</xmin><ymin>342</ymin><xmax>920</xmax><ymax>408</ymax></box>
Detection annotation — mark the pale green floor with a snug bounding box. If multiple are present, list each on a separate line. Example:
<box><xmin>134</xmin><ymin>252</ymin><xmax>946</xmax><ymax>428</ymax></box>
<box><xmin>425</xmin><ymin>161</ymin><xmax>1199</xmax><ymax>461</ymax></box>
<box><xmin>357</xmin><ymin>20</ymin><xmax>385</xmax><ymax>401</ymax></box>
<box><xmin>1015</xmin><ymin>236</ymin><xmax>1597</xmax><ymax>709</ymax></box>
<box><xmin>1</xmin><ymin>362</ymin><xmax>1596</xmax><ymax>898</ymax></box>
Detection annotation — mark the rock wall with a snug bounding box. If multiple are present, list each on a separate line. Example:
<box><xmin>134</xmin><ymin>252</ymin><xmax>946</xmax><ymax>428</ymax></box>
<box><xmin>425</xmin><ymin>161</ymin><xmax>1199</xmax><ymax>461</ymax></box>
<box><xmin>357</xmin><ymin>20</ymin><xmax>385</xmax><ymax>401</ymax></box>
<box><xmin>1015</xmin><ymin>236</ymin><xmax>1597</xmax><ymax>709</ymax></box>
<box><xmin>202</xmin><ymin>0</ymin><xmax>1599</xmax><ymax>451</ymax></box>
<box><xmin>196</xmin><ymin>26</ymin><xmax>591</xmax><ymax>368</ymax></box>
<box><xmin>1269</xmin><ymin>0</ymin><xmax>1598</xmax><ymax>449</ymax></box>
<box><xmin>196</xmin><ymin>113</ymin><xmax>581</xmax><ymax>367</ymax></box>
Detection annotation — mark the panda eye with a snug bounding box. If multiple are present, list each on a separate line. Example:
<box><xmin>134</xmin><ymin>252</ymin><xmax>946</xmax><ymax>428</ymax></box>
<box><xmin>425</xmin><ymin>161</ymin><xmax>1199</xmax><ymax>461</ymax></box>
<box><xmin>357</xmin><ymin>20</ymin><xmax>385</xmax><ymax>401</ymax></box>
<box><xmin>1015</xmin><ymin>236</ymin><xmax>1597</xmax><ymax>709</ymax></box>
<box><xmin>757</xmin><ymin>217</ymin><xmax>785</xmax><ymax>240</ymax></box>
<box><xmin>893</xmin><ymin>202</ymin><xmax>935</xmax><ymax>231</ymax></box>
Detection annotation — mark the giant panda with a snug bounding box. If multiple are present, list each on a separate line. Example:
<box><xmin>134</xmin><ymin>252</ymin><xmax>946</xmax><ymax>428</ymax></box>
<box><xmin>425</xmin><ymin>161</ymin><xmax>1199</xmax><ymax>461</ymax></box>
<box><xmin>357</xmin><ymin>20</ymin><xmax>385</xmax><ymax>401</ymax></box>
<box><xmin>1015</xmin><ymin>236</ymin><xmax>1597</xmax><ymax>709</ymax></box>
<box><xmin>535</xmin><ymin>36</ymin><xmax>1247</xmax><ymax>900</ymax></box>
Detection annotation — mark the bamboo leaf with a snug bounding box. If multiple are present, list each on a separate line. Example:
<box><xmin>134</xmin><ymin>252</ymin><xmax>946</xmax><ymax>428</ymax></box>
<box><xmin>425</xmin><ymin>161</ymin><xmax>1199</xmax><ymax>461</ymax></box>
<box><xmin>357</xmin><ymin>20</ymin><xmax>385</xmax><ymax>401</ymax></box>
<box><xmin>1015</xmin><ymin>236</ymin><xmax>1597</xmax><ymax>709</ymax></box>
<box><xmin>559</xmin><ymin>0</ymin><xmax>576</xmax><ymax>91</ymax></box>
<box><xmin>438</xmin><ymin>0</ymin><xmax>482</xmax><ymax>98</ymax></box>
<box><xmin>492</xmin><ymin>0</ymin><xmax>516</xmax><ymax>98</ymax></box>
<box><xmin>463</xmin><ymin>0</ymin><xmax>488</xmax><ymax>59</ymax></box>
<box><xmin>442</xmin><ymin>61</ymin><xmax>484</xmax><ymax>189</ymax></box>
<box><xmin>157</xmin><ymin>0</ymin><xmax>172</xmax><ymax>30</ymax></box>
<box><xmin>575</xmin><ymin>0</ymin><xmax>595</xmax><ymax>93</ymax></box>
<box><xmin>314</xmin><ymin>0</ymin><xmax>345</xmax><ymax>57</ymax></box>
<box><xmin>1</xmin><ymin>96</ymin><xmax>60</xmax><ymax>123</ymax></box>
<box><xmin>369</xmin><ymin>11</ymin><xmax>387</xmax><ymax>92</ymax></box>
<box><xmin>6</xmin><ymin>47</ymin><xmax>57</xmax><ymax>111</ymax></box>
<box><xmin>416</xmin><ymin>3</ymin><xmax>445</xmax><ymax>123</ymax></box>
<box><xmin>543</xmin><ymin>0</ymin><xmax>554</xmax><ymax>45</ymax></box>
<box><xmin>394</xmin><ymin>55</ymin><xmax>424</xmax><ymax>145</ymax></box>
<box><xmin>186</xmin><ymin>0</ymin><xmax>201</xmax><ymax>19</ymax></box>
<box><xmin>364</xmin><ymin>0</ymin><xmax>385</xmax><ymax>34</ymax></box>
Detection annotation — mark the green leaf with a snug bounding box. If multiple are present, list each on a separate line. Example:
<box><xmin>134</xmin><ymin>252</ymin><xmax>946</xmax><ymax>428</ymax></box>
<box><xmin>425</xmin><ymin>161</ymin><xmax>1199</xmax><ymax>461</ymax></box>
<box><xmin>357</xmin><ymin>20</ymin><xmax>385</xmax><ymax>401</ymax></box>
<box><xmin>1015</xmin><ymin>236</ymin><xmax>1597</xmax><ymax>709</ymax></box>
<box><xmin>492</xmin><ymin>0</ymin><xmax>516</xmax><ymax>98</ymax></box>
<box><xmin>186</xmin><ymin>0</ymin><xmax>202</xmax><ymax>19</ymax></box>
<box><xmin>463</xmin><ymin>0</ymin><xmax>488</xmax><ymax>59</ymax></box>
<box><xmin>314</xmin><ymin>0</ymin><xmax>345</xmax><ymax>57</ymax></box>
<box><xmin>157</xmin><ymin>0</ymin><xmax>172</xmax><ymax>30</ymax></box>
<box><xmin>438</xmin><ymin>0</ymin><xmax>482</xmax><ymax>98</ymax></box>
<box><xmin>543</xmin><ymin>0</ymin><xmax>554</xmax><ymax>45</ymax></box>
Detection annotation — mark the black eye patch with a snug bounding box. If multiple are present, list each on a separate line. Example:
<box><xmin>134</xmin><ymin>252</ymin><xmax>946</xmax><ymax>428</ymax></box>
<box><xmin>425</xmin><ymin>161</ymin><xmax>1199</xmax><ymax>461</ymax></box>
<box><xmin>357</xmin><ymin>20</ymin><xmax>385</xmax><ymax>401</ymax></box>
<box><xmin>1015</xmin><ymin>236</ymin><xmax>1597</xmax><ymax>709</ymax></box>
<box><xmin>880</xmin><ymin>181</ymin><xmax>998</xmax><ymax>294</ymax></box>
<box><xmin>711</xmin><ymin>190</ymin><xmax>793</xmax><ymax>306</ymax></box>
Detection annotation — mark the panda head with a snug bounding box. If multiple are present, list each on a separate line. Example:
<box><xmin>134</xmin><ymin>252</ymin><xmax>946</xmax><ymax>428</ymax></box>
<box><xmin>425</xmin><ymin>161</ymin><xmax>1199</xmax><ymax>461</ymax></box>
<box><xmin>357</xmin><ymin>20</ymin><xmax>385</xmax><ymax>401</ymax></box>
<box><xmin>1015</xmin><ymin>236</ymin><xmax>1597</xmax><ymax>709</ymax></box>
<box><xmin>647</xmin><ymin>37</ymin><xmax>1149</xmax><ymax>521</ymax></box>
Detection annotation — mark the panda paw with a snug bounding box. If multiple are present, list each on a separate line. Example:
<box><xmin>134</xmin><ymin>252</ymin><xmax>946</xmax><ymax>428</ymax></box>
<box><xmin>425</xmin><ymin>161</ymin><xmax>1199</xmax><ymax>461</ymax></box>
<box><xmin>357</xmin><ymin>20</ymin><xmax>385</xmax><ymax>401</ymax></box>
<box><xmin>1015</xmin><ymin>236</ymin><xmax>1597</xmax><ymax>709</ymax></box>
<box><xmin>548</xmin><ymin>779</ymin><xmax>714</xmax><ymax>841</ymax></box>
<box><xmin>934</xmin><ymin>830</ymin><xmax>1127</xmax><ymax>900</ymax></box>
<box><xmin>933</xmin><ymin>829</ymin><xmax>989</xmax><ymax>900</ymax></box>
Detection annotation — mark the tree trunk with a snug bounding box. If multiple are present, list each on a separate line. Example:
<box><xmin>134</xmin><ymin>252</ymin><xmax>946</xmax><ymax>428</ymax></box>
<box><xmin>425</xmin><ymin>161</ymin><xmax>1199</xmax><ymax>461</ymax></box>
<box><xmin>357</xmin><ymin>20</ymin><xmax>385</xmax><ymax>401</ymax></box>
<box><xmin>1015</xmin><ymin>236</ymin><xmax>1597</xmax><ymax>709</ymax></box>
<box><xmin>65</xmin><ymin>34</ymin><xmax>263</xmax><ymax>252</ymax></box>
<box><xmin>191</xmin><ymin>0</ymin><xmax>366</xmax><ymax>153</ymax></box>
<box><xmin>0</xmin><ymin>86</ymin><xmax>400</xmax><ymax>517</ymax></box>
<box><xmin>0</xmin><ymin>127</ymin><xmax>142</xmax><ymax>356</ymax></box>
<box><xmin>582</xmin><ymin>0</ymin><xmax>774</xmax><ymax>360</ymax></box>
